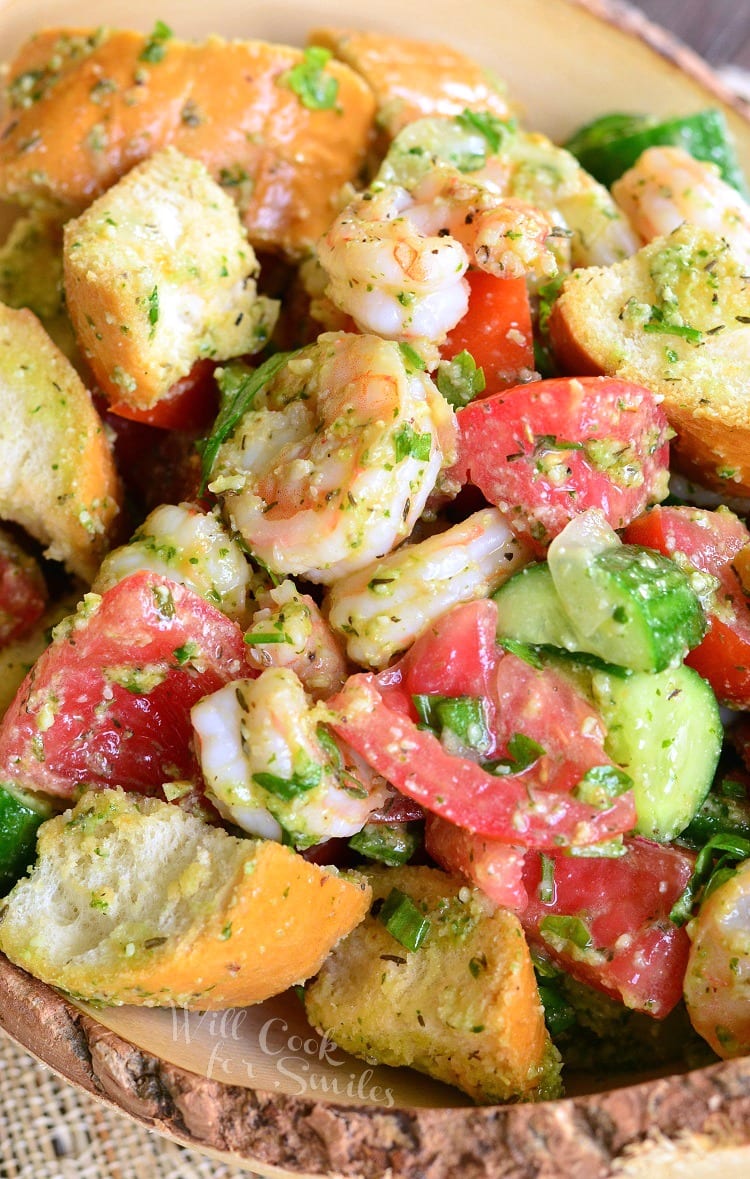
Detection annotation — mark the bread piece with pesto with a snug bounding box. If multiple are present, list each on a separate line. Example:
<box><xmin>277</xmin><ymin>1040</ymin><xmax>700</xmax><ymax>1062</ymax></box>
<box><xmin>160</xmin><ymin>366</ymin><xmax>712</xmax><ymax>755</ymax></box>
<box><xmin>0</xmin><ymin>302</ymin><xmax>120</xmax><ymax>581</ymax></box>
<box><xmin>0</xmin><ymin>788</ymin><xmax>372</xmax><ymax>1009</ymax></box>
<box><xmin>549</xmin><ymin>223</ymin><xmax>750</xmax><ymax>494</ymax></box>
<box><xmin>63</xmin><ymin>147</ymin><xmax>278</xmax><ymax>413</ymax></box>
<box><xmin>304</xmin><ymin>864</ymin><xmax>562</xmax><ymax>1104</ymax></box>
<box><xmin>0</xmin><ymin>210</ymin><xmax>79</xmax><ymax>364</ymax></box>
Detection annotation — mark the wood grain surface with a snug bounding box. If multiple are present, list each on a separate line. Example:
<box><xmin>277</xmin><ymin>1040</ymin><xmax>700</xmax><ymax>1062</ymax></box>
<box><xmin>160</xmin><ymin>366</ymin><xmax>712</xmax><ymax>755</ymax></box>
<box><xmin>633</xmin><ymin>0</ymin><xmax>750</xmax><ymax>69</ymax></box>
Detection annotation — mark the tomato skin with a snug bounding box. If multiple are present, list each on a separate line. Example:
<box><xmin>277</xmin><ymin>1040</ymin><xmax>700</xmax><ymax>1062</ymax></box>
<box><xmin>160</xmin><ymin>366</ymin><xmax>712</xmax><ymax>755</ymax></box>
<box><xmin>452</xmin><ymin>376</ymin><xmax>670</xmax><ymax>545</ymax></box>
<box><xmin>327</xmin><ymin>672</ymin><xmax>636</xmax><ymax>850</ymax></box>
<box><xmin>0</xmin><ymin>571</ymin><xmax>249</xmax><ymax>797</ymax></box>
<box><xmin>521</xmin><ymin>839</ymin><xmax>694</xmax><ymax>1017</ymax></box>
<box><xmin>107</xmin><ymin>359</ymin><xmax>219</xmax><ymax>431</ymax></box>
<box><xmin>424</xmin><ymin>814</ymin><xmax>528</xmax><ymax>911</ymax></box>
<box><xmin>441</xmin><ymin>272</ymin><xmax>534</xmax><ymax>394</ymax></box>
<box><xmin>624</xmin><ymin>506</ymin><xmax>750</xmax><ymax>707</ymax></box>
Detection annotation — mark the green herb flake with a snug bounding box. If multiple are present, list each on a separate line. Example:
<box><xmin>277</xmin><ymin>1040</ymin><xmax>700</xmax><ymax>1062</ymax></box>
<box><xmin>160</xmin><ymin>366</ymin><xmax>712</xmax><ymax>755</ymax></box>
<box><xmin>413</xmin><ymin>693</ymin><xmax>490</xmax><ymax>753</ymax></box>
<box><xmin>574</xmin><ymin>764</ymin><xmax>633</xmax><ymax>807</ymax></box>
<box><xmin>538</xmin><ymin>853</ymin><xmax>556</xmax><ymax>904</ymax></box>
<box><xmin>398</xmin><ymin>341</ymin><xmax>428</xmax><ymax>373</ymax></box>
<box><xmin>280</xmin><ymin>46</ymin><xmax>339</xmax><ymax>111</ymax></box>
<box><xmin>669</xmin><ymin>834</ymin><xmax>750</xmax><ymax>927</ymax></box>
<box><xmin>252</xmin><ymin>756</ymin><xmax>322</xmax><ymax>801</ymax></box>
<box><xmin>139</xmin><ymin>20</ymin><xmax>173</xmax><ymax>64</ymax></box>
<box><xmin>455</xmin><ymin>109</ymin><xmax>512</xmax><ymax>155</ymax></box>
<box><xmin>348</xmin><ymin>822</ymin><xmax>421</xmax><ymax>867</ymax></box>
<box><xmin>483</xmin><ymin>731</ymin><xmax>545</xmax><ymax>776</ymax></box>
<box><xmin>147</xmin><ymin>285</ymin><xmax>159</xmax><ymax>334</ymax></box>
<box><xmin>394</xmin><ymin>423</ymin><xmax>432</xmax><ymax>463</ymax></box>
<box><xmin>540</xmin><ymin>913</ymin><xmax>593</xmax><ymax>950</ymax></box>
<box><xmin>378</xmin><ymin>887</ymin><xmax>431</xmax><ymax>951</ymax></box>
<box><xmin>436</xmin><ymin>349</ymin><xmax>486</xmax><ymax>409</ymax></box>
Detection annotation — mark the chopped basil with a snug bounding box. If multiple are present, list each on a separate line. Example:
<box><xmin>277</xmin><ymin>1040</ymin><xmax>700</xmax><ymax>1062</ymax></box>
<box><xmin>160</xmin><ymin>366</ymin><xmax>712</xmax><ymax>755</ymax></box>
<box><xmin>243</xmin><ymin>630</ymin><xmax>292</xmax><ymax>645</ymax></box>
<box><xmin>483</xmin><ymin>731</ymin><xmax>545</xmax><ymax>776</ymax></box>
<box><xmin>498</xmin><ymin>639</ymin><xmax>545</xmax><ymax>668</ymax></box>
<box><xmin>537</xmin><ymin>983</ymin><xmax>577</xmax><ymax>1036</ymax></box>
<box><xmin>540</xmin><ymin>914</ymin><xmax>593</xmax><ymax>950</ymax></box>
<box><xmin>413</xmin><ymin>693</ymin><xmax>490</xmax><ymax>753</ymax></box>
<box><xmin>455</xmin><ymin>109</ymin><xmax>512</xmax><ymax>155</ymax></box>
<box><xmin>394</xmin><ymin>423</ymin><xmax>432</xmax><ymax>463</ymax></box>
<box><xmin>252</xmin><ymin>756</ymin><xmax>322</xmax><ymax>801</ymax></box>
<box><xmin>147</xmin><ymin>285</ymin><xmax>159</xmax><ymax>335</ymax></box>
<box><xmin>280</xmin><ymin>46</ymin><xmax>339</xmax><ymax>111</ymax></box>
<box><xmin>348</xmin><ymin>822</ymin><xmax>421</xmax><ymax>866</ymax></box>
<box><xmin>669</xmin><ymin>834</ymin><xmax>750</xmax><ymax>926</ymax></box>
<box><xmin>643</xmin><ymin>304</ymin><xmax>703</xmax><ymax>344</ymax></box>
<box><xmin>139</xmin><ymin>20</ymin><xmax>173</xmax><ymax>64</ymax></box>
<box><xmin>378</xmin><ymin>887</ymin><xmax>431</xmax><ymax>951</ymax></box>
<box><xmin>398</xmin><ymin>342</ymin><xmax>428</xmax><ymax>372</ymax></box>
<box><xmin>197</xmin><ymin>351</ymin><xmax>295</xmax><ymax>489</ymax></box>
<box><xmin>435</xmin><ymin>350</ymin><xmax>486</xmax><ymax>409</ymax></box>
<box><xmin>537</xmin><ymin>275</ymin><xmax>566</xmax><ymax>337</ymax></box>
<box><xmin>574</xmin><ymin>764</ymin><xmax>633</xmax><ymax>807</ymax></box>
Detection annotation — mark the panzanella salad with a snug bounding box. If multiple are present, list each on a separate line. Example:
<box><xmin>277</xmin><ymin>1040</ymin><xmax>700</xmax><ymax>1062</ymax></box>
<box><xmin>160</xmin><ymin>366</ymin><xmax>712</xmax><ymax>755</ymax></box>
<box><xmin>0</xmin><ymin>19</ymin><xmax>749</xmax><ymax>1103</ymax></box>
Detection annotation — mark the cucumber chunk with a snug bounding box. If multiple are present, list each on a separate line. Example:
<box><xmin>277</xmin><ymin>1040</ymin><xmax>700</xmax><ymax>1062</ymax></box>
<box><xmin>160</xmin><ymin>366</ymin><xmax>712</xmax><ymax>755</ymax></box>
<box><xmin>564</xmin><ymin>108</ymin><xmax>749</xmax><ymax>195</ymax></box>
<box><xmin>592</xmin><ymin>666</ymin><xmax>721</xmax><ymax>842</ymax></box>
<box><xmin>493</xmin><ymin>562</ymin><xmax>581</xmax><ymax>651</ymax></box>
<box><xmin>0</xmin><ymin>781</ymin><xmax>53</xmax><ymax>895</ymax></box>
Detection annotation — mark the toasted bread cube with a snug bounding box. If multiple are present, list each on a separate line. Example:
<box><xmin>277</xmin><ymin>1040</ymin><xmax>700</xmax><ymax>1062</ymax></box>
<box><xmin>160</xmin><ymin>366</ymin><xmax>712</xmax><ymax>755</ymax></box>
<box><xmin>309</xmin><ymin>28</ymin><xmax>511</xmax><ymax>140</ymax></box>
<box><xmin>550</xmin><ymin>224</ymin><xmax>750</xmax><ymax>494</ymax></box>
<box><xmin>63</xmin><ymin>148</ymin><xmax>278</xmax><ymax>412</ymax></box>
<box><xmin>0</xmin><ymin>788</ymin><xmax>372</xmax><ymax>1009</ymax></box>
<box><xmin>0</xmin><ymin>29</ymin><xmax>376</xmax><ymax>257</ymax></box>
<box><xmin>0</xmin><ymin>303</ymin><xmax>120</xmax><ymax>580</ymax></box>
<box><xmin>304</xmin><ymin>865</ymin><xmax>561</xmax><ymax>1104</ymax></box>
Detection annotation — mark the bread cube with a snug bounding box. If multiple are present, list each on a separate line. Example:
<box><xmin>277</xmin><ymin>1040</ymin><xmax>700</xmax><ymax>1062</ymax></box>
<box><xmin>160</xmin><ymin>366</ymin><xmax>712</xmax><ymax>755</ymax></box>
<box><xmin>63</xmin><ymin>147</ymin><xmax>278</xmax><ymax>411</ymax></box>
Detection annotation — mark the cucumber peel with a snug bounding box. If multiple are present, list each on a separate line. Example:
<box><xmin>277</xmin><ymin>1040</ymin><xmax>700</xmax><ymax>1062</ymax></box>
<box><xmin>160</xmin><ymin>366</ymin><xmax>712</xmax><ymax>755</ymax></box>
<box><xmin>0</xmin><ymin>781</ymin><xmax>53</xmax><ymax>895</ymax></box>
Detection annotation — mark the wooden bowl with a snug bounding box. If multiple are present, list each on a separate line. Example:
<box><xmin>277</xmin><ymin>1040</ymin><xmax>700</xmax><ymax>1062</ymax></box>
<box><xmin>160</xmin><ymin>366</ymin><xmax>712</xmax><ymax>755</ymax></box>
<box><xmin>2</xmin><ymin>1</ymin><xmax>750</xmax><ymax>1175</ymax></box>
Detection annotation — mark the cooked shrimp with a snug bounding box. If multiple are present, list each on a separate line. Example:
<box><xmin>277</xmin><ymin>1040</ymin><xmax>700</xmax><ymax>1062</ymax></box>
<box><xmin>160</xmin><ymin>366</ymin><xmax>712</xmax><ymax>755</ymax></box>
<box><xmin>379</xmin><ymin>117</ymin><xmax>639</xmax><ymax>268</ymax></box>
<box><xmin>191</xmin><ymin>667</ymin><xmax>390</xmax><ymax>848</ymax></box>
<box><xmin>244</xmin><ymin>579</ymin><xmax>348</xmax><ymax>699</ymax></box>
<box><xmin>212</xmin><ymin>331</ymin><xmax>457</xmax><ymax>584</ymax></box>
<box><xmin>93</xmin><ymin>502</ymin><xmax>253</xmax><ymax>622</ymax></box>
<box><xmin>326</xmin><ymin>507</ymin><xmax>532</xmax><ymax>668</ymax></box>
<box><xmin>612</xmin><ymin>146</ymin><xmax>750</xmax><ymax>268</ymax></box>
<box><xmin>684</xmin><ymin>857</ymin><xmax>750</xmax><ymax>1059</ymax></box>
<box><xmin>317</xmin><ymin>172</ymin><xmax>558</xmax><ymax>341</ymax></box>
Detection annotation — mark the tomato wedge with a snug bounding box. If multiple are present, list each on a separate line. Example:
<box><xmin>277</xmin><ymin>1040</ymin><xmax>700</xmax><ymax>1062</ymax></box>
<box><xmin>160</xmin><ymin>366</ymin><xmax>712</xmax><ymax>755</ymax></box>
<box><xmin>0</xmin><ymin>571</ymin><xmax>249</xmax><ymax>797</ymax></box>
<box><xmin>452</xmin><ymin>376</ymin><xmax>670</xmax><ymax>545</ymax></box>
<box><xmin>624</xmin><ymin>505</ymin><xmax>750</xmax><ymax>707</ymax></box>
<box><xmin>424</xmin><ymin>814</ymin><xmax>528</xmax><ymax>912</ymax></box>
<box><xmin>107</xmin><ymin>359</ymin><xmax>219</xmax><ymax>431</ymax></box>
<box><xmin>327</xmin><ymin>672</ymin><xmax>635</xmax><ymax>850</ymax></box>
<box><xmin>441</xmin><ymin>272</ymin><xmax>534</xmax><ymax>394</ymax></box>
<box><xmin>521</xmin><ymin>839</ymin><xmax>694</xmax><ymax>1017</ymax></box>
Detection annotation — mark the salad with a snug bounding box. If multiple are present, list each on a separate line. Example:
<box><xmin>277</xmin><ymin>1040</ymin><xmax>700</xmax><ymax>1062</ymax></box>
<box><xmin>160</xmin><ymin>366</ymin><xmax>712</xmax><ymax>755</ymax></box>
<box><xmin>0</xmin><ymin>16</ymin><xmax>749</xmax><ymax>1107</ymax></box>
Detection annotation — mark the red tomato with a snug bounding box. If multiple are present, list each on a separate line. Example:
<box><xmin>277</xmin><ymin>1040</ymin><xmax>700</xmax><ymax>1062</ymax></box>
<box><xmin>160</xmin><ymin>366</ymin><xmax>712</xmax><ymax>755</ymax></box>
<box><xmin>521</xmin><ymin>839</ymin><xmax>694</xmax><ymax>1017</ymax></box>
<box><xmin>424</xmin><ymin>814</ymin><xmax>528</xmax><ymax>912</ymax></box>
<box><xmin>327</xmin><ymin>672</ymin><xmax>636</xmax><ymax>851</ymax></box>
<box><xmin>441</xmin><ymin>272</ymin><xmax>534</xmax><ymax>393</ymax></box>
<box><xmin>624</xmin><ymin>505</ymin><xmax>750</xmax><ymax>707</ymax></box>
<box><xmin>451</xmin><ymin>376</ymin><xmax>671</xmax><ymax>545</ymax></box>
<box><xmin>107</xmin><ymin>359</ymin><xmax>219</xmax><ymax>431</ymax></box>
<box><xmin>0</xmin><ymin>571</ymin><xmax>249</xmax><ymax>797</ymax></box>
<box><xmin>0</xmin><ymin>530</ymin><xmax>47</xmax><ymax>646</ymax></box>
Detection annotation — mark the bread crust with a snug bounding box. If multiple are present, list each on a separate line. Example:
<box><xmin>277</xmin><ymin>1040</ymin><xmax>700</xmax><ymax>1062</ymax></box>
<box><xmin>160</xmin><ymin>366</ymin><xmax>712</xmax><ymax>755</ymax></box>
<box><xmin>0</xmin><ymin>29</ymin><xmax>376</xmax><ymax>257</ymax></box>
<box><xmin>549</xmin><ymin>224</ymin><xmax>750</xmax><ymax>494</ymax></box>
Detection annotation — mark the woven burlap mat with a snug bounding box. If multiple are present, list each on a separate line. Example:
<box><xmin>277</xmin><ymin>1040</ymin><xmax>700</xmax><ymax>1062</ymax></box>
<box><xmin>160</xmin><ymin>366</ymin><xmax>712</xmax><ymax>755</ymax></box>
<box><xmin>0</xmin><ymin>1026</ymin><xmax>259</xmax><ymax>1179</ymax></box>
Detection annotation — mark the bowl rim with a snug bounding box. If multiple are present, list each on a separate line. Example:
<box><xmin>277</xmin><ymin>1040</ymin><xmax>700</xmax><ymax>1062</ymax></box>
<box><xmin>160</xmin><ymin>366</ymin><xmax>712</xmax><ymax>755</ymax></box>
<box><xmin>2</xmin><ymin>0</ymin><xmax>750</xmax><ymax>1175</ymax></box>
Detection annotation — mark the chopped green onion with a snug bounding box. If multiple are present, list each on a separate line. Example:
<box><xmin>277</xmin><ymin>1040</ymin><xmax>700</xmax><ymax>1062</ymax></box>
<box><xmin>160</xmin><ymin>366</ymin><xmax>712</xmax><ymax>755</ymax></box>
<box><xmin>538</xmin><ymin>853</ymin><xmax>556</xmax><ymax>904</ymax></box>
<box><xmin>540</xmin><ymin>914</ymin><xmax>593</xmax><ymax>950</ymax></box>
<box><xmin>243</xmin><ymin>631</ymin><xmax>293</xmax><ymax>645</ymax></box>
<box><xmin>377</xmin><ymin>887</ymin><xmax>431</xmax><ymax>951</ymax></box>
<box><xmin>348</xmin><ymin>822</ymin><xmax>421</xmax><ymax>866</ymax></box>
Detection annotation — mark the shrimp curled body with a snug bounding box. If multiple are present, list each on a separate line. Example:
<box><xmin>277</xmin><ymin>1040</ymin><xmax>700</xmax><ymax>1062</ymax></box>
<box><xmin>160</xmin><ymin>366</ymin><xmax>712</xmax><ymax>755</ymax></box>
<box><xmin>318</xmin><ymin>174</ymin><xmax>558</xmax><ymax>341</ymax></box>
<box><xmin>212</xmin><ymin>332</ymin><xmax>456</xmax><ymax>584</ymax></box>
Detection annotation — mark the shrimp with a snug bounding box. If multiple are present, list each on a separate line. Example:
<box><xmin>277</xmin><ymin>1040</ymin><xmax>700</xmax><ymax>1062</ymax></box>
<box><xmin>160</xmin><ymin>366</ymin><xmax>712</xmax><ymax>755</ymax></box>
<box><xmin>683</xmin><ymin>857</ymin><xmax>750</xmax><ymax>1059</ymax></box>
<box><xmin>612</xmin><ymin>146</ymin><xmax>750</xmax><ymax>268</ymax></box>
<box><xmin>191</xmin><ymin>667</ymin><xmax>390</xmax><ymax>848</ymax></box>
<box><xmin>211</xmin><ymin>331</ymin><xmax>457</xmax><ymax>584</ymax></box>
<box><xmin>92</xmin><ymin>502</ymin><xmax>253</xmax><ymax>622</ymax></box>
<box><xmin>317</xmin><ymin>171</ymin><xmax>559</xmax><ymax>341</ymax></box>
<box><xmin>244</xmin><ymin>578</ymin><xmax>349</xmax><ymax>699</ymax></box>
<box><xmin>326</xmin><ymin>507</ymin><xmax>532</xmax><ymax>669</ymax></box>
<box><xmin>379</xmin><ymin>116</ymin><xmax>639</xmax><ymax>268</ymax></box>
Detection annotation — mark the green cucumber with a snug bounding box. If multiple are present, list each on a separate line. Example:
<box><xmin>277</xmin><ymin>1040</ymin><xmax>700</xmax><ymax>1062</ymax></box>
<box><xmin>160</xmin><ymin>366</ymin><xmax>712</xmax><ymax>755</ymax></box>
<box><xmin>564</xmin><ymin>108</ymin><xmax>749</xmax><ymax>195</ymax></box>
<box><xmin>592</xmin><ymin>666</ymin><xmax>721</xmax><ymax>842</ymax></box>
<box><xmin>493</xmin><ymin>561</ymin><xmax>581</xmax><ymax>651</ymax></box>
<box><xmin>0</xmin><ymin>781</ymin><xmax>53</xmax><ymax>895</ymax></box>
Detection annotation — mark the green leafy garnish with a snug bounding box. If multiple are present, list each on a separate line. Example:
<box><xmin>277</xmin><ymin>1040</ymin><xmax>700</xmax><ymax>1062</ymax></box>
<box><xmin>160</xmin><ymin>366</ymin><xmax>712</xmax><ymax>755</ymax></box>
<box><xmin>436</xmin><ymin>350</ymin><xmax>486</xmax><ymax>409</ymax></box>
<box><xmin>252</xmin><ymin>755</ymin><xmax>322</xmax><ymax>801</ymax></box>
<box><xmin>574</xmin><ymin>764</ymin><xmax>633</xmax><ymax>807</ymax></box>
<box><xmin>280</xmin><ymin>46</ymin><xmax>339</xmax><ymax>111</ymax></box>
<box><xmin>348</xmin><ymin>822</ymin><xmax>421</xmax><ymax>867</ymax></box>
<box><xmin>540</xmin><ymin>914</ymin><xmax>593</xmax><ymax>950</ymax></box>
<box><xmin>483</xmin><ymin>731</ymin><xmax>545</xmax><ymax>776</ymax></box>
<box><xmin>669</xmin><ymin>834</ymin><xmax>750</xmax><ymax>927</ymax></box>
<box><xmin>398</xmin><ymin>342</ymin><xmax>428</xmax><ymax>372</ymax></box>
<box><xmin>196</xmin><ymin>351</ymin><xmax>295</xmax><ymax>489</ymax></box>
<box><xmin>413</xmin><ymin>693</ymin><xmax>491</xmax><ymax>753</ymax></box>
<box><xmin>455</xmin><ymin>109</ymin><xmax>512</xmax><ymax>155</ymax></box>
<box><xmin>139</xmin><ymin>20</ymin><xmax>173</xmax><ymax>63</ymax></box>
<box><xmin>393</xmin><ymin>423</ymin><xmax>432</xmax><ymax>462</ymax></box>
<box><xmin>377</xmin><ymin>887</ymin><xmax>431</xmax><ymax>951</ymax></box>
